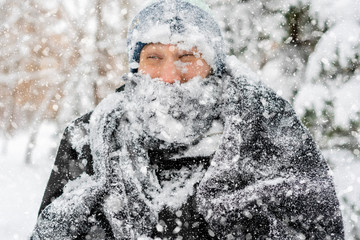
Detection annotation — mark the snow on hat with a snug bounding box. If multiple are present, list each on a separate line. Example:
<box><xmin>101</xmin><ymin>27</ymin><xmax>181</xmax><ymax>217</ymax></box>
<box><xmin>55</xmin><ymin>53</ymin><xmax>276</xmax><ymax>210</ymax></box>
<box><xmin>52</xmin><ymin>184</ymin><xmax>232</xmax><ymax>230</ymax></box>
<box><xmin>127</xmin><ymin>0</ymin><xmax>226</xmax><ymax>76</ymax></box>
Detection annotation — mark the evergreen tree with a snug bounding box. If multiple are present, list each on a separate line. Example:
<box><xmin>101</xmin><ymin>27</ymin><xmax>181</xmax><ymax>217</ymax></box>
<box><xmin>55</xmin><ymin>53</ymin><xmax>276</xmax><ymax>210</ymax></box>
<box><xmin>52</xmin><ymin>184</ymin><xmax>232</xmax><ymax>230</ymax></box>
<box><xmin>294</xmin><ymin>1</ymin><xmax>360</xmax><ymax>237</ymax></box>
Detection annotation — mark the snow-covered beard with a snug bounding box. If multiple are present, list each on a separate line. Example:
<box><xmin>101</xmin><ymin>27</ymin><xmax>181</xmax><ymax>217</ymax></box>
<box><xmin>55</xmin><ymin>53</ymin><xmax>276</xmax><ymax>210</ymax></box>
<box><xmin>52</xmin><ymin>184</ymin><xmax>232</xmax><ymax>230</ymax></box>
<box><xmin>122</xmin><ymin>73</ymin><xmax>223</xmax><ymax>149</ymax></box>
<box><xmin>31</xmin><ymin>73</ymin><xmax>224</xmax><ymax>240</ymax></box>
<box><xmin>99</xmin><ymin>73</ymin><xmax>223</xmax><ymax>238</ymax></box>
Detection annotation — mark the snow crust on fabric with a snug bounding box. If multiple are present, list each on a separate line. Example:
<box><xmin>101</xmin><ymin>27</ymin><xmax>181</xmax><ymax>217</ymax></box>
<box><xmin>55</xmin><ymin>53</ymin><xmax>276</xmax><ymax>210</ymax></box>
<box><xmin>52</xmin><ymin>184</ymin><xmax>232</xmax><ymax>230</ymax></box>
<box><xmin>90</xmin><ymin>74</ymin><xmax>222</xmax><ymax>239</ymax></box>
<box><xmin>196</xmin><ymin>72</ymin><xmax>344</xmax><ymax>239</ymax></box>
<box><xmin>32</xmin><ymin>65</ymin><xmax>344</xmax><ymax>239</ymax></box>
<box><xmin>31</xmin><ymin>174</ymin><xmax>105</xmax><ymax>240</ymax></box>
<box><xmin>32</xmin><ymin>73</ymin><xmax>223</xmax><ymax>239</ymax></box>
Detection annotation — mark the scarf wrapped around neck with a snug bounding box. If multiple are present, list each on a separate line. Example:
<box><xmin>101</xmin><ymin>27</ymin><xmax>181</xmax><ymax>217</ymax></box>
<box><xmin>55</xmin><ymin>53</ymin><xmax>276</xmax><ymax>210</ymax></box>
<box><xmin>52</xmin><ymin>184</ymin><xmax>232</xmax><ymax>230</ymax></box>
<box><xmin>91</xmin><ymin>73</ymin><xmax>223</xmax><ymax>239</ymax></box>
<box><xmin>32</xmin><ymin>67</ymin><xmax>344</xmax><ymax>239</ymax></box>
<box><xmin>32</xmin><ymin>73</ymin><xmax>223</xmax><ymax>239</ymax></box>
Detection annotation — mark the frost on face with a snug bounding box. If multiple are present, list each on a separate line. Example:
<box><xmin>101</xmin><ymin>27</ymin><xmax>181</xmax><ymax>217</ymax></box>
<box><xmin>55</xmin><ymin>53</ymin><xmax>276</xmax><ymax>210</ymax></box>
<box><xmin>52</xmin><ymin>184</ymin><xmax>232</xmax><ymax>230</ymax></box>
<box><xmin>174</xmin><ymin>60</ymin><xmax>190</xmax><ymax>73</ymax></box>
<box><xmin>127</xmin><ymin>0</ymin><xmax>225</xmax><ymax>74</ymax></box>
<box><xmin>121</xmin><ymin>73</ymin><xmax>222</xmax><ymax>145</ymax></box>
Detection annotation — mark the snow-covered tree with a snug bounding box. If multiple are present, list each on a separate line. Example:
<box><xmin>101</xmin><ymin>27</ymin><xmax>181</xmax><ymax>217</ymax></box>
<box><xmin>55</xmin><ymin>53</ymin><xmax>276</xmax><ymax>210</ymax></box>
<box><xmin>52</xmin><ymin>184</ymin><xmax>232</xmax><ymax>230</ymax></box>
<box><xmin>294</xmin><ymin>0</ymin><xmax>360</xmax><ymax>152</ymax></box>
<box><xmin>0</xmin><ymin>0</ymin><xmax>68</xmax><ymax>159</ymax></box>
<box><xmin>294</xmin><ymin>1</ymin><xmax>360</xmax><ymax>237</ymax></box>
<box><xmin>0</xmin><ymin>0</ymin><xmax>143</xmax><ymax>162</ymax></box>
<box><xmin>209</xmin><ymin>0</ymin><xmax>322</xmax><ymax>100</ymax></box>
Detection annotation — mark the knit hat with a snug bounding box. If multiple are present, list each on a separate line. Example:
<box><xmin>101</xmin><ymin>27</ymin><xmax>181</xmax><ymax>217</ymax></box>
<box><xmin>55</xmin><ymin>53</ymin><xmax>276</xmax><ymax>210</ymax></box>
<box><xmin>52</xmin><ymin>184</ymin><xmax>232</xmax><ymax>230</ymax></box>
<box><xmin>127</xmin><ymin>0</ymin><xmax>226</xmax><ymax>76</ymax></box>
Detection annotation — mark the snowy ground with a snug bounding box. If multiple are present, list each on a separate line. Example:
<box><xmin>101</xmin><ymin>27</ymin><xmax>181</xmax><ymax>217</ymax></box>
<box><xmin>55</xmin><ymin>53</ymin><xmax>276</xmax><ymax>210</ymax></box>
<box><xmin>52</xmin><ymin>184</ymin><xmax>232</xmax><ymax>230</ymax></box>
<box><xmin>0</xmin><ymin>122</ymin><xmax>359</xmax><ymax>239</ymax></box>
<box><xmin>0</xmin><ymin>123</ymin><xmax>56</xmax><ymax>240</ymax></box>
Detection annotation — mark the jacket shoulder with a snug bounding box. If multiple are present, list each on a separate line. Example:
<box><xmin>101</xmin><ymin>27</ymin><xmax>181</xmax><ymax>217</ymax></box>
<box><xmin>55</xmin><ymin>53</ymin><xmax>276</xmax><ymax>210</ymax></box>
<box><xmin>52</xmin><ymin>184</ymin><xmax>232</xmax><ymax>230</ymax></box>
<box><xmin>72</xmin><ymin>111</ymin><xmax>93</xmax><ymax>126</ymax></box>
<box><xmin>64</xmin><ymin>111</ymin><xmax>93</xmax><ymax>155</ymax></box>
<box><xmin>37</xmin><ymin>111</ymin><xmax>95</xmax><ymax>215</ymax></box>
<box><xmin>224</xmin><ymin>74</ymin><xmax>290</xmax><ymax>121</ymax></box>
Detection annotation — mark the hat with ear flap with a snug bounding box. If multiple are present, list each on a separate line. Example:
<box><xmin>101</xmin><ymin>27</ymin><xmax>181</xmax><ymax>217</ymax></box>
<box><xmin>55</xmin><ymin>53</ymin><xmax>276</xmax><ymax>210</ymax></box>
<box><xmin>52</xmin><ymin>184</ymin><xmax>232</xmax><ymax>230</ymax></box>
<box><xmin>127</xmin><ymin>0</ymin><xmax>226</xmax><ymax>76</ymax></box>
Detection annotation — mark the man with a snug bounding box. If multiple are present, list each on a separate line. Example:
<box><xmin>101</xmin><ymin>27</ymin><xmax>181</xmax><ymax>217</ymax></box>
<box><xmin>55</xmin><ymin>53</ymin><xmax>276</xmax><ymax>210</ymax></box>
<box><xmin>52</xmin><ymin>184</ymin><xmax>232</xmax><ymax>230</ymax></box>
<box><xmin>32</xmin><ymin>0</ymin><xmax>344</xmax><ymax>239</ymax></box>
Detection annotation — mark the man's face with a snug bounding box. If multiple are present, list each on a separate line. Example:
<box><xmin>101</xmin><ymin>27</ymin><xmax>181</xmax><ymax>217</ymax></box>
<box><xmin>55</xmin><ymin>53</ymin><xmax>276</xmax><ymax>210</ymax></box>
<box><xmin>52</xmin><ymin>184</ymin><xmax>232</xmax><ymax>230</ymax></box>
<box><xmin>138</xmin><ymin>43</ymin><xmax>211</xmax><ymax>84</ymax></box>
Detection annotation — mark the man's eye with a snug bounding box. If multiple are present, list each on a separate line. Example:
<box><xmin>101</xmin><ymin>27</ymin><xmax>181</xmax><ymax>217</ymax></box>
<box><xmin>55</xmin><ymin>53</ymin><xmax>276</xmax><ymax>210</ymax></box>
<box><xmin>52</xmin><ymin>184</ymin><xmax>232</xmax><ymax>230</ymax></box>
<box><xmin>148</xmin><ymin>55</ymin><xmax>160</xmax><ymax>59</ymax></box>
<box><xmin>180</xmin><ymin>54</ymin><xmax>194</xmax><ymax>58</ymax></box>
<box><xmin>179</xmin><ymin>54</ymin><xmax>196</xmax><ymax>62</ymax></box>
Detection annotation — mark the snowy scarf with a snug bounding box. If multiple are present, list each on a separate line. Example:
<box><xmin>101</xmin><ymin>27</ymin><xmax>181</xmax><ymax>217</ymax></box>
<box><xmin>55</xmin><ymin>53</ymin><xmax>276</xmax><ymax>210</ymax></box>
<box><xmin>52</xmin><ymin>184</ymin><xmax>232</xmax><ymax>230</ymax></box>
<box><xmin>91</xmin><ymin>73</ymin><xmax>222</xmax><ymax>239</ymax></box>
<box><xmin>32</xmin><ymin>63</ymin><xmax>343</xmax><ymax>239</ymax></box>
<box><xmin>32</xmin><ymin>73</ymin><xmax>222</xmax><ymax>239</ymax></box>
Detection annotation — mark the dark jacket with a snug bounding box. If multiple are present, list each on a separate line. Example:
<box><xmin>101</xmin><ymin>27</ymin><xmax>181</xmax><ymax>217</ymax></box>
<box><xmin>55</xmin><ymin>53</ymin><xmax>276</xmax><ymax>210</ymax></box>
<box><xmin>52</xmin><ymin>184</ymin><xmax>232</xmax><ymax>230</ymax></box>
<box><xmin>35</xmin><ymin>77</ymin><xmax>344</xmax><ymax>239</ymax></box>
<box><xmin>37</xmin><ymin>108</ymin><xmax>217</xmax><ymax>239</ymax></box>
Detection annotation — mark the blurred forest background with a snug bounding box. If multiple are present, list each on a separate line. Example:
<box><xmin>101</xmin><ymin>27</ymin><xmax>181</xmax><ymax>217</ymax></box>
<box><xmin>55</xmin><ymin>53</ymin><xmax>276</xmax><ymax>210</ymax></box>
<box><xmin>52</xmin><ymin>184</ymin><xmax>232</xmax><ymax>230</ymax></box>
<box><xmin>0</xmin><ymin>0</ymin><xmax>359</xmax><ymax>239</ymax></box>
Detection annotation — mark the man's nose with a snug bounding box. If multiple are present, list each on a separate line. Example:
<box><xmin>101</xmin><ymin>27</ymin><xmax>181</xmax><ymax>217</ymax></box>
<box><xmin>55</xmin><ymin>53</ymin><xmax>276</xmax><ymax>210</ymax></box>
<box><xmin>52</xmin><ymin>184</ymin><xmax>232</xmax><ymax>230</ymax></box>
<box><xmin>160</xmin><ymin>60</ymin><xmax>181</xmax><ymax>84</ymax></box>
